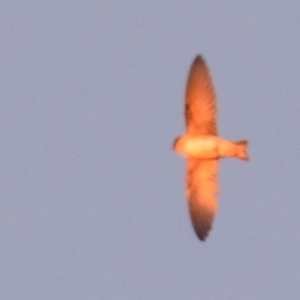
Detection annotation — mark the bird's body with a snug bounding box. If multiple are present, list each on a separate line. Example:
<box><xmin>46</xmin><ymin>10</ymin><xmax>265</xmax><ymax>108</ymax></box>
<box><xmin>173</xmin><ymin>55</ymin><xmax>249</xmax><ymax>241</ymax></box>
<box><xmin>174</xmin><ymin>135</ymin><xmax>248</xmax><ymax>160</ymax></box>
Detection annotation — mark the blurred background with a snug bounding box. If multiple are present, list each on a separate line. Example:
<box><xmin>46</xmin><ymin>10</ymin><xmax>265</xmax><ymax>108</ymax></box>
<box><xmin>1</xmin><ymin>1</ymin><xmax>300</xmax><ymax>299</ymax></box>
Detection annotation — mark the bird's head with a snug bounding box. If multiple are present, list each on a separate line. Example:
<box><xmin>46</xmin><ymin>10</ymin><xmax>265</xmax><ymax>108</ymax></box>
<box><xmin>173</xmin><ymin>136</ymin><xmax>186</xmax><ymax>156</ymax></box>
<box><xmin>173</xmin><ymin>136</ymin><xmax>180</xmax><ymax>150</ymax></box>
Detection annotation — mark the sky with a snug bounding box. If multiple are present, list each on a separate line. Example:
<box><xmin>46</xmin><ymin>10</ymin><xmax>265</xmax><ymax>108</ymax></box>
<box><xmin>1</xmin><ymin>1</ymin><xmax>300</xmax><ymax>299</ymax></box>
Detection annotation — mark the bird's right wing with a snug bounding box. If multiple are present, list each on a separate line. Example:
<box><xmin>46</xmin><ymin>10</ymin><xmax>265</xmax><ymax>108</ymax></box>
<box><xmin>185</xmin><ymin>56</ymin><xmax>218</xmax><ymax>136</ymax></box>
<box><xmin>186</xmin><ymin>158</ymin><xmax>219</xmax><ymax>241</ymax></box>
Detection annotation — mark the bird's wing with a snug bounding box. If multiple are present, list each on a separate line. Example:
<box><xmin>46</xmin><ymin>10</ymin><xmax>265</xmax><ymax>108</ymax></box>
<box><xmin>186</xmin><ymin>158</ymin><xmax>219</xmax><ymax>241</ymax></box>
<box><xmin>185</xmin><ymin>55</ymin><xmax>218</xmax><ymax>136</ymax></box>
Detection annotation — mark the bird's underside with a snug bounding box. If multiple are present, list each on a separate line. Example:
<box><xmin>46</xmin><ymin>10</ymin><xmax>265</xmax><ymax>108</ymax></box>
<box><xmin>173</xmin><ymin>55</ymin><xmax>249</xmax><ymax>241</ymax></box>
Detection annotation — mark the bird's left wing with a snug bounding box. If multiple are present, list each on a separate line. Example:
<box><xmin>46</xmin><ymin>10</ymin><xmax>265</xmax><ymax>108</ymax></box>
<box><xmin>186</xmin><ymin>158</ymin><xmax>219</xmax><ymax>241</ymax></box>
<box><xmin>185</xmin><ymin>56</ymin><xmax>218</xmax><ymax>136</ymax></box>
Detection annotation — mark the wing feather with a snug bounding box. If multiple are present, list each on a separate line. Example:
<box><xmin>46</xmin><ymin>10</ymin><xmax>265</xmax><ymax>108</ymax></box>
<box><xmin>186</xmin><ymin>159</ymin><xmax>218</xmax><ymax>241</ymax></box>
<box><xmin>185</xmin><ymin>56</ymin><xmax>218</xmax><ymax>136</ymax></box>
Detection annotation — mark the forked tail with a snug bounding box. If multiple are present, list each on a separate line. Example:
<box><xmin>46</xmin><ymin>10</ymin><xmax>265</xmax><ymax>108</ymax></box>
<box><xmin>235</xmin><ymin>140</ymin><xmax>249</xmax><ymax>161</ymax></box>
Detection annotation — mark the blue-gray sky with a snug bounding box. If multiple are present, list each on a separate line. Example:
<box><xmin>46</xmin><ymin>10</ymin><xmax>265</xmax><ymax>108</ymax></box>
<box><xmin>1</xmin><ymin>1</ymin><xmax>300</xmax><ymax>299</ymax></box>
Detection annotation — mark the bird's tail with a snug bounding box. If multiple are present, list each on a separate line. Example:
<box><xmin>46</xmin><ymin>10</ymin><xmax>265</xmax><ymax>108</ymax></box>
<box><xmin>234</xmin><ymin>140</ymin><xmax>249</xmax><ymax>161</ymax></box>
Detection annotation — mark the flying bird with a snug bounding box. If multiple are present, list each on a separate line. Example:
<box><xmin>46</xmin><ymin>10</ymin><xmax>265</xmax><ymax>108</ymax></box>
<box><xmin>173</xmin><ymin>55</ymin><xmax>249</xmax><ymax>241</ymax></box>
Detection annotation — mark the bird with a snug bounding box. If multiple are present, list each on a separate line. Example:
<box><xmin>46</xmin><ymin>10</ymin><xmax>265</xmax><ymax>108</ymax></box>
<box><xmin>173</xmin><ymin>55</ymin><xmax>249</xmax><ymax>241</ymax></box>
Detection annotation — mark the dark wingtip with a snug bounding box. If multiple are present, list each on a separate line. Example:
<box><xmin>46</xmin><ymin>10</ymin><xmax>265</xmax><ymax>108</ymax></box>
<box><xmin>192</xmin><ymin>221</ymin><xmax>212</xmax><ymax>242</ymax></box>
<box><xmin>189</xmin><ymin>201</ymin><xmax>214</xmax><ymax>242</ymax></box>
<box><xmin>195</xmin><ymin>231</ymin><xmax>208</xmax><ymax>242</ymax></box>
<box><xmin>193</xmin><ymin>55</ymin><xmax>206</xmax><ymax>66</ymax></box>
